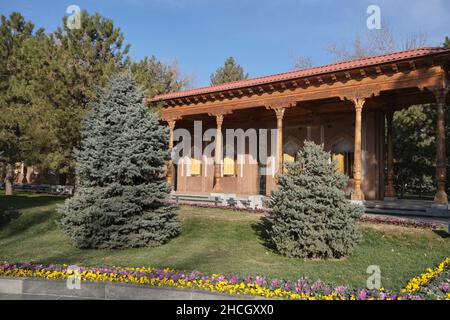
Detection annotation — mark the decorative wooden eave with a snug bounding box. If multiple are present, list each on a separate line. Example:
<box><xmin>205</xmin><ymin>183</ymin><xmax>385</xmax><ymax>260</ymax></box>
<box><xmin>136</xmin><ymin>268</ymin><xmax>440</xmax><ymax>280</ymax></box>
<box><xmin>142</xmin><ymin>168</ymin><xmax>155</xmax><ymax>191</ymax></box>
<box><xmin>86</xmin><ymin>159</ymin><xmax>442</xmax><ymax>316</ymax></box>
<box><xmin>146</xmin><ymin>47</ymin><xmax>450</xmax><ymax>120</ymax></box>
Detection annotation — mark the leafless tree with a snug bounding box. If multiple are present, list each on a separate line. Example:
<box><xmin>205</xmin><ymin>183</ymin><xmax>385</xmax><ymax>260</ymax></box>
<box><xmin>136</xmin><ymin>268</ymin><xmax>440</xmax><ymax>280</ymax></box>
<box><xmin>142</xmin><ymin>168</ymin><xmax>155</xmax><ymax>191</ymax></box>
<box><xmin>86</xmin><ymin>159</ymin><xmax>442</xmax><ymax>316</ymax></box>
<box><xmin>402</xmin><ymin>31</ymin><xmax>428</xmax><ymax>51</ymax></box>
<box><xmin>325</xmin><ymin>23</ymin><xmax>428</xmax><ymax>62</ymax></box>
<box><xmin>291</xmin><ymin>55</ymin><xmax>313</xmax><ymax>70</ymax></box>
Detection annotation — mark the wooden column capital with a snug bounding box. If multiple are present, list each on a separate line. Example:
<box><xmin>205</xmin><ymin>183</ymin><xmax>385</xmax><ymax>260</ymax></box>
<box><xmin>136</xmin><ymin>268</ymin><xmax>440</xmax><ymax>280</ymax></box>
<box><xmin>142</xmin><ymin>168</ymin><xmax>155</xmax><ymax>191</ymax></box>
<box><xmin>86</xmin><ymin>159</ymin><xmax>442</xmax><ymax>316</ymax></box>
<box><xmin>352</xmin><ymin>97</ymin><xmax>366</xmax><ymax>110</ymax></box>
<box><xmin>265</xmin><ymin>98</ymin><xmax>296</xmax><ymax>112</ymax></box>
<box><xmin>274</xmin><ymin>107</ymin><xmax>285</xmax><ymax>121</ymax></box>
<box><xmin>215</xmin><ymin>114</ymin><xmax>224</xmax><ymax>128</ymax></box>
<box><xmin>167</xmin><ymin>120</ymin><xmax>176</xmax><ymax>131</ymax></box>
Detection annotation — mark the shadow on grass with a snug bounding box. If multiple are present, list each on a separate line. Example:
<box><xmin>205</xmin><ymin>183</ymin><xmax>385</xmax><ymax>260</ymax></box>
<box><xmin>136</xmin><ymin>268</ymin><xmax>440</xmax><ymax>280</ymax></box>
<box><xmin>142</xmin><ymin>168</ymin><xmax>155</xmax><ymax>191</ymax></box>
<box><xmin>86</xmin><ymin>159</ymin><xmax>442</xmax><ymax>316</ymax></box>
<box><xmin>0</xmin><ymin>210</ymin><xmax>21</xmax><ymax>227</ymax></box>
<box><xmin>0</xmin><ymin>194</ymin><xmax>63</xmax><ymax>212</ymax></box>
<box><xmin>251</xmin><ymin>216</ymin><xmax>277</xmax><ymax>252</ymax></box>
<box><xmin>0</xmin><ymin>209</ymin><xmax>57</xmax><ymax>239</ymax></box>
<box><xmin>432</xmin><ymin>229</ymin><xmax>450</xmax><ymax>239</ymax></box>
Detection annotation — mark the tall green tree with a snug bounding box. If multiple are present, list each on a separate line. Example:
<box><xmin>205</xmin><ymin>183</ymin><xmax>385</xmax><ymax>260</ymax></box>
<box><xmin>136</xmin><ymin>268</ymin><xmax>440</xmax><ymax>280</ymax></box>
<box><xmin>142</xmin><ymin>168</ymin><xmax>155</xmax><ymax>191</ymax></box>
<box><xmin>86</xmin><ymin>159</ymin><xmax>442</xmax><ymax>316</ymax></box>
<box><xmin>444</xmin><ymin>36</ymin><xmax>450</xmax><ymax>47</ymax></box>
<box><xmin>131</xmin><ymin>56</ymin><xmax>190</xmax><ymax>112</ymax></box>
<box><xmin>59</xmin><ymin>72</ymin><xmax>179</xmax><ymax>249</ymax></box>
<box><xmin>131</xmin><ymin>56</ymin><xmax>187</xmax><ymax>98</ymax></box>
<box><xmin>210</xmin><ymin>56</ymin><xmax>248</xmax><ymax>85</ymax></box>
<box><xmin>0</xmin><ymin>12</ymin><xmax>36</xmax><ymax>195</ymax></box>
<box><xmin>49</xmin><ymin>11</ymin><xmax>130</xmax><ymax>182</ymax></box>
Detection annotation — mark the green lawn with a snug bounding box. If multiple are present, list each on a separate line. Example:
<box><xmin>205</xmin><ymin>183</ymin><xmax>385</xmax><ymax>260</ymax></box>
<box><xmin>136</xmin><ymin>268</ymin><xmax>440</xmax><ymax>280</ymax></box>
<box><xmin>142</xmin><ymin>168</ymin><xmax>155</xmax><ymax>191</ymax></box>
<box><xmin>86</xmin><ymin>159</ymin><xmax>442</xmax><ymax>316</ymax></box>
<box><xmin>0</xmin><ymin>191</ymin><xmax>449</xmax><ymax>290</ymax></box>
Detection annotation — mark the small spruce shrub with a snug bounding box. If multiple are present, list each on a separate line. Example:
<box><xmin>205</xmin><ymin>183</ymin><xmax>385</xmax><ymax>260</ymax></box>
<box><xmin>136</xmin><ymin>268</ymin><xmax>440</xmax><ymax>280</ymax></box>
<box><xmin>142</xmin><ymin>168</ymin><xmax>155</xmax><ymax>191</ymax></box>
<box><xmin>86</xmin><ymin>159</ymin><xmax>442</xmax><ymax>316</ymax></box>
<box><xmin>266</xmin><ymin>141</ymin><xmax>363</xmax><ymax>259</ymax></box>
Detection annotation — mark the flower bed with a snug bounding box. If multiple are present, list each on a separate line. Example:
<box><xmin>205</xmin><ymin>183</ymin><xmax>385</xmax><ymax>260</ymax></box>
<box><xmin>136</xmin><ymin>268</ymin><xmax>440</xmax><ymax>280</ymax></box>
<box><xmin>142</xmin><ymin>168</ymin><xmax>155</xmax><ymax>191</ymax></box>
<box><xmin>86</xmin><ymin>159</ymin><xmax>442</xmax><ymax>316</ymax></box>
<box><xmin>401</xmin><ymin>257</ymin><xmax>450</xmax><ymax>300</ymax></box>
<box><xmin>1</xmin><ymin>258</ymin><xmax>449</xmax><ymax>300</ymax></box>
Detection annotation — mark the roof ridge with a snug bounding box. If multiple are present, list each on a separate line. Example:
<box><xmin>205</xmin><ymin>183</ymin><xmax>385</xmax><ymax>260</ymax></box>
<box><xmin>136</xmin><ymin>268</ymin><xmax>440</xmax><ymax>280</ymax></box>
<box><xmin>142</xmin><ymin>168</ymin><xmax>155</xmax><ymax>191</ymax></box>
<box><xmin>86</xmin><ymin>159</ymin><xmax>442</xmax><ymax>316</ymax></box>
<box><xmin>221</xmin><ymin>47</ymin><xmax>440</xmax><ymax>84</ymax></box>
<box><xmin>151</xmin><ymin>47</ymin><xmax>450</xmax><ymax>101</ymax></box>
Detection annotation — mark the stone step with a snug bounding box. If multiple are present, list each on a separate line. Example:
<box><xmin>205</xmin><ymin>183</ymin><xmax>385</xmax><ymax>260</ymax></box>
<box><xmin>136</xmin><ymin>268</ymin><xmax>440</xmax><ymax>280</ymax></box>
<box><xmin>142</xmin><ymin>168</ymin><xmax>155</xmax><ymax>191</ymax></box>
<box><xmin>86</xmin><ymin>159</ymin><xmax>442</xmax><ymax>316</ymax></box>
<box><xmin>364</xmin><ymin>207</ymin><xmax>450</xmax><ymax>218</ymax></box>
<box><xmin>364</xmin><ymin>208</ymin><xmax>429</xmax><ymax>217</ymax></box>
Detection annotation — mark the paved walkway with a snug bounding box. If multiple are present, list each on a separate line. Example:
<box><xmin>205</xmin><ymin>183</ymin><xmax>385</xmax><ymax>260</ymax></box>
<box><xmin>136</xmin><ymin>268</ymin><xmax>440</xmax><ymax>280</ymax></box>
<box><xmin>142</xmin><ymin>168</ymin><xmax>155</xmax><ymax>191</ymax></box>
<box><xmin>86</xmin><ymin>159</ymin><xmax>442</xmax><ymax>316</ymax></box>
<box><xmin>0</xmin><ymin>277</ymin><xmax>249</xmax><ymax>300</ymax></box>
<box><xmin>0</xmin><ymin>293</ymin><xmax>95</xmax><ymax>300</ymax></box>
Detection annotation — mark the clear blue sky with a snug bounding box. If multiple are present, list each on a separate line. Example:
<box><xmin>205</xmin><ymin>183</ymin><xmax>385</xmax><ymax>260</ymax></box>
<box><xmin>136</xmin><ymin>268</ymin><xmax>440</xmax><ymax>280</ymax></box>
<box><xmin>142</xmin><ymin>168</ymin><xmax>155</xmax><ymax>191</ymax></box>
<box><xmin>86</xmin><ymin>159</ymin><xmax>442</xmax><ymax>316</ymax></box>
<box><xmin>2</xmin><ymin>0</ymin><xmax>449</xmax><ymax>87</ymax></box>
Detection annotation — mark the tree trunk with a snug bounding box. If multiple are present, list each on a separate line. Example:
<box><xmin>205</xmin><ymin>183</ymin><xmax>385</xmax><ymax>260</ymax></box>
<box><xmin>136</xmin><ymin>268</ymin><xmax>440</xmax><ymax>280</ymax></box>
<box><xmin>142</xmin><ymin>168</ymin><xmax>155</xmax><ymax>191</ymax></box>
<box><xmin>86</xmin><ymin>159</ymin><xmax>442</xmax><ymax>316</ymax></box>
<box><xmin>4</xmin><ymin>164</ymin><xmax>14</xmax><ymax>196</ymax></box>
<box><xmin>73</xmin><ymin>174</ymin><xmax>80</xmax><ymax>196</ymax></box>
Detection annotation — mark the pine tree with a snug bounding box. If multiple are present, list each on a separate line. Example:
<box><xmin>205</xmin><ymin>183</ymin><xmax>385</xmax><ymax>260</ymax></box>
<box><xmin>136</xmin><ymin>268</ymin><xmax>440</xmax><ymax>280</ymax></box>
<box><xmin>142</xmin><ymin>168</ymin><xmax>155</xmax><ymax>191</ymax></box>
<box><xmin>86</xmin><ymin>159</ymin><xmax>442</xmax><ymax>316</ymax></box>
<box><xmin>0</xmin><ymin>12</ymin><xmax>35</xmax><ymax>195</ymax></box>
<box><xmin>444</xmin><ymin>36</ymin><xmax>450</xmax><ymax>47</ymax></box>
<box><xmin>58</xmin><ymin>72</ymin><xmax>179</xmax><ymax>249</ymax></box>
<box><xmin>210</xmin><ymin>57</ymin><xmax>248</xmax><ymax>85</ymax></box>
<box><xmin>266</xmin><ymin>141</ymin><xmax>363</xmax><ymax>259</ymax></box>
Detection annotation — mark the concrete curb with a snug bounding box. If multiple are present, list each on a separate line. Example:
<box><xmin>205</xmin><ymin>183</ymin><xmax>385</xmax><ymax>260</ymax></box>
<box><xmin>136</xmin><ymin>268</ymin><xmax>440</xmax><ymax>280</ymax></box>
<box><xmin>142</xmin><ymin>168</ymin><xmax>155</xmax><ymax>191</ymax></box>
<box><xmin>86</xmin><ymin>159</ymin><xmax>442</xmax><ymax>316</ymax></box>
<box><xmin>0</xmin><ymin>277</ymin><xmax>263</xmax><ymax>300</ymax></box>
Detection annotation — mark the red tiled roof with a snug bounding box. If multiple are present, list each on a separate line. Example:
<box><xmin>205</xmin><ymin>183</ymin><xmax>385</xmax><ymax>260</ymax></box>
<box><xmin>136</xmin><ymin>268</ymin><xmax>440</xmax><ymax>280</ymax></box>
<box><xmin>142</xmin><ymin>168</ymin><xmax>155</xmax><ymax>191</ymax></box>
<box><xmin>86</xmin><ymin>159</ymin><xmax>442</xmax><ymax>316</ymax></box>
<box><xmin>150</xmin><ymin>47</ymin><xmax>450</xmax><ymax>102</ymax></box>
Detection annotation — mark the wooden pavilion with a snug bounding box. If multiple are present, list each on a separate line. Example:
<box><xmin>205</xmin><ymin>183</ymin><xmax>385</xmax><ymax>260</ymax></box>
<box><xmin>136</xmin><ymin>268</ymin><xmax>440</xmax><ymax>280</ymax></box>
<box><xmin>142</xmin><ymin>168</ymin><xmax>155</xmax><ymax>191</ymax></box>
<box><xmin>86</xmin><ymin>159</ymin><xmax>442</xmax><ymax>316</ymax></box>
<box><xmin>149</xmin><ymin>47</ymin><xmax>450</xmax><ymax>208</ymax></box>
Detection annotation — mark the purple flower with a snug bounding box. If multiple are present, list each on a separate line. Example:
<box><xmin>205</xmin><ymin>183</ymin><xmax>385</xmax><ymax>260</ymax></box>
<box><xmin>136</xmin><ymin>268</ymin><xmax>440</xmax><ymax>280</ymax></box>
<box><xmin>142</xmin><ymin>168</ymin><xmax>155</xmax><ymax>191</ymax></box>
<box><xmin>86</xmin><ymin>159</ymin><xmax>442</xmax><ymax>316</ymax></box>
<box><xmin>295</xmin><ymin>278</ymin><xmax>311</xmax><ymax>295</ymax></box>
<box><xmin>335</xmin><ymin>286</ymin><xmax>346</xmax><ymax>295</ymax></box>
<box><xmin>229</xmin><ymin>275</ymin><xmax>239</xmax><ymax>284</ymax></box>
<box><xmin>439</xmin><ymin>282</ymin><xmax>449</xmax><ymax>293</ymax></box>
<box><xmin>255</xmin><ymin>276</ymin><xmax>265</xmax><ymax>286</ymax></box>
<box><xmin>271</xmin><ymin>279</ymin><xmax>280</xmax><ymax>288</ymax></box>
<box><xmin>312</xmin><ymin>280</ymin><xmax>322</xmax><ymax>290</ymax></box>
<box><xmin>358</xmin><ymin>289</ymin><xmax>368</xmax><ymax>300</ymax></box>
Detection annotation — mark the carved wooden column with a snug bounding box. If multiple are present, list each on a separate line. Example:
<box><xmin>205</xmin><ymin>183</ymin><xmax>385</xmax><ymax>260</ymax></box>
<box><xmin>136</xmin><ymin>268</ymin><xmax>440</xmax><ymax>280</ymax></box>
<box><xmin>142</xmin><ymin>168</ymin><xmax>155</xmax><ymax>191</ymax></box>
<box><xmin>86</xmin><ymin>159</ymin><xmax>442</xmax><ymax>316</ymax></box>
<box><xmin>274</xmin><ymin>108</ymin><xmax>286</xmax><ymax>175</ymax></box>
<box><xmin>213</xmin><ymin>114</ymin><xmax>224</xmax><ymax>192</ymax></box>
<box><xmin>167</xmin><ymin>120</ymin><xmax>176</xmax><ymax>186</ymax></box>
<box><xmin>265</xmin><ymin>98</ymin><xmax>295</xmax><ymax>178</ymax></box>
<box><xmin>352</xmin><ymin>98</ymin><xmax>366</xmax><ymax>201</ymax></box>
<box><xmin>433</xmin><ymin>88</ymin><xmax>448</xmax><ymax>205</ymax></box>
<box><xmin>384</xmin><ymin>111</ymin><xmax>396</xmax><ymax>199</ymax></box>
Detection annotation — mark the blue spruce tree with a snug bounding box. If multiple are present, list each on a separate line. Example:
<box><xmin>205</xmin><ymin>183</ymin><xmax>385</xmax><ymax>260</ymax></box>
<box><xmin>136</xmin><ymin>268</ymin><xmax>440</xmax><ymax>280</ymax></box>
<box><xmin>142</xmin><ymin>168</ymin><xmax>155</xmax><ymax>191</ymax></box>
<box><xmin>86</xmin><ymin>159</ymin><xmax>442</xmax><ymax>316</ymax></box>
<box><xmin>267</xmin><ymin>141</ymin><xmax>362</xmax><ymax>259</ymax></box>
<box><xmin>59</xmin><ymin>72</ymin><xmax>179</xmax><ymax>249</ymax></box>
